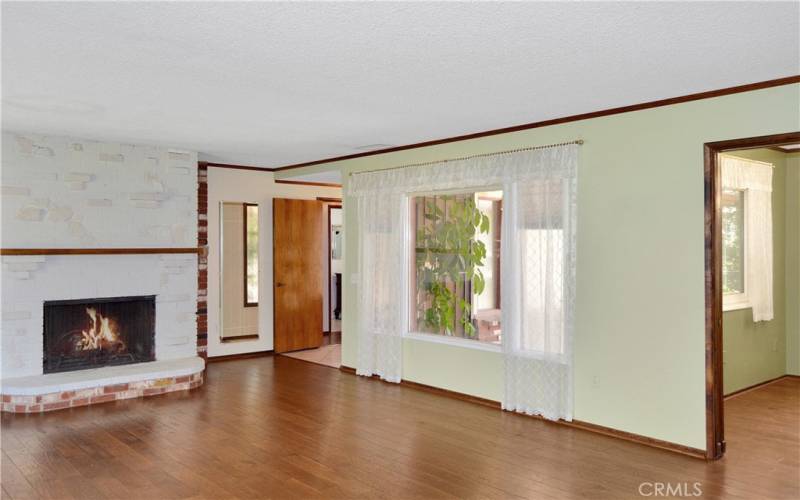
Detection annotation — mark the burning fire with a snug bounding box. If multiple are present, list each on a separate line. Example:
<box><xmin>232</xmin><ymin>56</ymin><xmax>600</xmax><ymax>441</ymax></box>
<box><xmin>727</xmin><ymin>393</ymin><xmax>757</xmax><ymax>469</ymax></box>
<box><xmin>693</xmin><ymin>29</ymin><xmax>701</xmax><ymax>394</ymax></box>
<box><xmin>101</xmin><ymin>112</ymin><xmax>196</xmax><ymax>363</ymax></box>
<box><xmin>79</xmin><ymin>307</ymin><xmax>124</xmax><ymax>351</ymax></box>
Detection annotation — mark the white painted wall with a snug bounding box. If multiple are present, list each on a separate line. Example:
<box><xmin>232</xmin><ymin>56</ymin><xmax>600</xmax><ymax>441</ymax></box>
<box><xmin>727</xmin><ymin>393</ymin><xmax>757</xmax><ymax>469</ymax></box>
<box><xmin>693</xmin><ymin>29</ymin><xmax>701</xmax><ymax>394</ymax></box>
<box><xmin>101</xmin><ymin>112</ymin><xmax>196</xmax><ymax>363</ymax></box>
<box><xmin>0</xmin><ymin>132</ymin><xmax>199</xmax><ymax>378</ymax></box>
<box><xmin>206</xmin><ymin>168</ymin><xmax>341</xmax><ymax>357</ymax></box>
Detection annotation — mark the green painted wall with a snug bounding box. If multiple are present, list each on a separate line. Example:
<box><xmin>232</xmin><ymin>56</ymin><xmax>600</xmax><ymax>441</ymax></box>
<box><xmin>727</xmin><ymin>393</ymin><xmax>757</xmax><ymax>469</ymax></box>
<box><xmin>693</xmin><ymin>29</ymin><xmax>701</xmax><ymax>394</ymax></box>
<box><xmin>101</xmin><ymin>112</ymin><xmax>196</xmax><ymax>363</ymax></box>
<box><xmin>278</xmin><ymin>84</ymin><xmax>800</xmax><ymax>450</ymax></box>
<box><xmin>721</xmin><ymin>149</ymin><xmax>787</xmax><ymax>394</ymax></box>
<box><xmin>786</xmin><ymin>152</ymin><xmax>800</xmax><ymax>376</ymax></box>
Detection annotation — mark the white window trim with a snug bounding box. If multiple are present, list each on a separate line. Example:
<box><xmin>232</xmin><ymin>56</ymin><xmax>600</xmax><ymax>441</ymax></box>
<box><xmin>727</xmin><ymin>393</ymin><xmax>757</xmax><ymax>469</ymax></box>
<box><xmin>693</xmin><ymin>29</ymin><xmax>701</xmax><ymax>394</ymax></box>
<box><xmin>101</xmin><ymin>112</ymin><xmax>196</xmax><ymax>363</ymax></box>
<box><xmin>722</xmin><ymin>188</ymin><xmax>750</xmax><ymax>312</ymax></box>
<box><xmin>404</xmin><ymin>331</ymin><xmax>502</xmax><ymax>352</ymax></box>
<box><xmin>723</xmin><ymin>293</ymin><xmax>751</xmax><ymax>312</ymax></box>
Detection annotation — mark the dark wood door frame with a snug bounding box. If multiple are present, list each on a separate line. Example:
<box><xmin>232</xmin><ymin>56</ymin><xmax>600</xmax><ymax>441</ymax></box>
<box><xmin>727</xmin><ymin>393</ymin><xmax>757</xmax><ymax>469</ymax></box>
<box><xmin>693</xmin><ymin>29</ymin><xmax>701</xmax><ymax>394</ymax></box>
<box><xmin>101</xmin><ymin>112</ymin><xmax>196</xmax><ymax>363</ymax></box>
<box><xmin>704</xmin><ymin>131</ymin><xmax>800</xmax><ymax>460</ymax></box>
<box><xmin>327</xmin><ymin>204</ymin><xmax>342</xmax><ymax>335</ymax></box>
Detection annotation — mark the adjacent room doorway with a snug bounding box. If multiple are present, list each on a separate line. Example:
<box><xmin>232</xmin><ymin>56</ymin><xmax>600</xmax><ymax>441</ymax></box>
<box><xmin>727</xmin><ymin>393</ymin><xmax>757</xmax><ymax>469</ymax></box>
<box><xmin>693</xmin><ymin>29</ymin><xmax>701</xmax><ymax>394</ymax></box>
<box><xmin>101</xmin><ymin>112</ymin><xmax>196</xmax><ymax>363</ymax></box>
<box><xmin>327</xmin><ymin>204</ymin><xmax>343</xmax><ymax>341</ymax></box>
<box><xmin>273</xmin><ymin>197</ymin><xmax>343</xmax><ymax>368</ymax></box>
<box><xmin>704</xmin><ymin>131</ymin><xmax>800</xmax><ymax>460</ymax></box>
<box><xmin>273</xmin><ymin>198</ymin><xmax>324</xmax><ymax>353</ymax></box>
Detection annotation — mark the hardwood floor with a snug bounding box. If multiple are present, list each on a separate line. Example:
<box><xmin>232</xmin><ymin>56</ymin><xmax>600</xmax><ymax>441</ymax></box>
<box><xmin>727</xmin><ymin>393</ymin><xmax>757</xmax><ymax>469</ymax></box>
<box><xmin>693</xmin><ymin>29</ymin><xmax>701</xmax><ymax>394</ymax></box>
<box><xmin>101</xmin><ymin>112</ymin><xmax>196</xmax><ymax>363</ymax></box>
<box><xmin>2</xmin><ymin>358</ymin><xmax>798</xmax><ymax>499</ymax></box>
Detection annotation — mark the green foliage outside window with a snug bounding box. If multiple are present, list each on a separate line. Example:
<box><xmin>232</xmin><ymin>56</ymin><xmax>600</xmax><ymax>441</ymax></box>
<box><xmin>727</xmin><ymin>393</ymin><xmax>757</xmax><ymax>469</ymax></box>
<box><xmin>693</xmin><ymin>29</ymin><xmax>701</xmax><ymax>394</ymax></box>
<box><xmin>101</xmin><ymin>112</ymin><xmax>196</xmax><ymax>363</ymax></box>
<box><xmin>415</xmin><ymin>194</ymin><xmax>490</xmax><ymax>338</ymax></box>
<box><xmin>245</xmin><ymin>205</ymin><xmax>259</xmax><ymax>304</ymax></box>
<box><xmin>721</xmin><ymin>189</ymin><xmax>744</xmax><ymax>295</ymax></box>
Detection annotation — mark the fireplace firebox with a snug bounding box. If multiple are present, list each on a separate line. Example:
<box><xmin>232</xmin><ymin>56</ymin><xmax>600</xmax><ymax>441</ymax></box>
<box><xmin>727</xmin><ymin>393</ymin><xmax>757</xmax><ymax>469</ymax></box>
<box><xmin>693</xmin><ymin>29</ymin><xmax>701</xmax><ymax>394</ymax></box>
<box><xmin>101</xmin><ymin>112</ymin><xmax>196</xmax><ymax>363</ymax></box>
<box><xmin>43</xmin><ymin>295</ymin><xmax>156</xmax><ymax>374</ymax></box>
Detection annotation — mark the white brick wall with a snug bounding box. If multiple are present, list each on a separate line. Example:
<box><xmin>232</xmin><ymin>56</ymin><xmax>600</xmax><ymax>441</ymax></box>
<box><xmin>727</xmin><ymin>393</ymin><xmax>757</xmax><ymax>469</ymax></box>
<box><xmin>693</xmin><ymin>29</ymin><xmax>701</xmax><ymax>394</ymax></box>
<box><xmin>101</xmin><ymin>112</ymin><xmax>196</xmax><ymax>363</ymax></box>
<box><xmin>1</xmin><ymin>132</ymin><xmax>197</xmax><ymax>247</ymax></box>
<box><xmin>1</xmin><ymin>255</ymin><xmax>198</xmax><ymax>378</ymax></box>
<box><xmin>0</xmin><ymin>133</ymin><xmax>199</xmax><ymax>379</ymax></box>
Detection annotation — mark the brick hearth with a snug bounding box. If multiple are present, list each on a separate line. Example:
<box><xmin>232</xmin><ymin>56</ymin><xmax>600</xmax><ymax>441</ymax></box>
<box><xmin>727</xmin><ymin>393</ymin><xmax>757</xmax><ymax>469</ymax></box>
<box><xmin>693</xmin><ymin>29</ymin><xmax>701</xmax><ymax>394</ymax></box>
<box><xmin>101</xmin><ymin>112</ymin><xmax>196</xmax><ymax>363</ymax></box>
<box><xmin>2</xmin><ymin>371</ymin><xmax>203</xmax><ymax>413</ymax></box>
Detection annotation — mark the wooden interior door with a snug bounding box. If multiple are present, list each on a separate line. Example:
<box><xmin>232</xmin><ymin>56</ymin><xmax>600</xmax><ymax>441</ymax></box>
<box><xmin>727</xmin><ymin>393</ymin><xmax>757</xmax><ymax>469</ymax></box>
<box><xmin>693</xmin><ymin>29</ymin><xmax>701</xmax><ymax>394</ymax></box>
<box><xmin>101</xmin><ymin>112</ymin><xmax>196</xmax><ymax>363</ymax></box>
<box><xmin>273</xmin><ymin>198</ymin><xmax>323</xmax><ymax>353</ymax></box>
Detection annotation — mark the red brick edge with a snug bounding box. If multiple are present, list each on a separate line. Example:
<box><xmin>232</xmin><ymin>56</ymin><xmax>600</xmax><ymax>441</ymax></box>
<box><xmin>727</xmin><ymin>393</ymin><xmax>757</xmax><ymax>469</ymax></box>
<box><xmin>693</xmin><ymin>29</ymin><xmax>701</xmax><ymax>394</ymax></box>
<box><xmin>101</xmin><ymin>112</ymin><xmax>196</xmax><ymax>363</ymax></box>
<box><xmin>1</xmin><ymin>372</ymin><xmax>203</xmax><ymax>413</ymax></box>
<box><xmin>197</xmin><ymin>163</ymin><xmax>208</xmax><ymax>359</ymax></box>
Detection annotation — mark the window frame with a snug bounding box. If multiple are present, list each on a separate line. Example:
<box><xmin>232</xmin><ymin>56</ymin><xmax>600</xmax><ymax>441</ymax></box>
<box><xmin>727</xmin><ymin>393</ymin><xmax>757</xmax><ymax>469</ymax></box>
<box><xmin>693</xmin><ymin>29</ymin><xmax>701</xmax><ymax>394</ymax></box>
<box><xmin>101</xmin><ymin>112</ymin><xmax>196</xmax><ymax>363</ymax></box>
<box><xmin>721</xmin><ymin>188</ymin><xmax>750</xmax><ymax>312</ymax></box>
<box><xmin>243</xmin><ymin>203</ymin><xmax>259</xmax><ymax>308</ymax></box>
<box><xmin>405</xmin><ymin>185</ymin><xmax>503</xmax><ymax>348</ymax></box>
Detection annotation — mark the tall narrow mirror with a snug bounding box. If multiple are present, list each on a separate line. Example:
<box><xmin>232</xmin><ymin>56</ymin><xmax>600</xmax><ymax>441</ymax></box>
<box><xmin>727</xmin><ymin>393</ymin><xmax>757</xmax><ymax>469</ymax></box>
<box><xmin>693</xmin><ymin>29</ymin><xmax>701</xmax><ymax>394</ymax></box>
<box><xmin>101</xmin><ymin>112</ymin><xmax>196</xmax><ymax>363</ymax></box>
<box><xmin>220</xmin><ymin>202</ymin><xmax>259</xmax><ymax>341</ymax></box>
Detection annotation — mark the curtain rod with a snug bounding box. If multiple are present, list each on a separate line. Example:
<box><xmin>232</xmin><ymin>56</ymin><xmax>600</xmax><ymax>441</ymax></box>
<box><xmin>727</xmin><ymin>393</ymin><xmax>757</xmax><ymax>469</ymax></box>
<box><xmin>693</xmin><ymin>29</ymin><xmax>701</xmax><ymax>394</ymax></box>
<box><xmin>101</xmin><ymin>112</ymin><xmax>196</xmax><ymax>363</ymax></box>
<box><xmin>348</xmin><ymin>139</ymin><xmax>584</xmax><ymax>177</ymax></box>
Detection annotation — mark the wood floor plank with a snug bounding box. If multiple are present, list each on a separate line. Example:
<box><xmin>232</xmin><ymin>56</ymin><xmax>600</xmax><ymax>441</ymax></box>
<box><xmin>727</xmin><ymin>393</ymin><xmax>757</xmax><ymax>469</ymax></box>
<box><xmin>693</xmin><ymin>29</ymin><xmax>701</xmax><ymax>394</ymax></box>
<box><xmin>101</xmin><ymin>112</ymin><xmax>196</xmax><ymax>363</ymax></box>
<box><xmin>2</xmin><ymin>357</ymin><xmax>798</xmax><ymax>499</ymax></box>
<box><xmin>1</xmin><ymin>451</ymin><xmax>37</xmax><ymax>500</ymax></box>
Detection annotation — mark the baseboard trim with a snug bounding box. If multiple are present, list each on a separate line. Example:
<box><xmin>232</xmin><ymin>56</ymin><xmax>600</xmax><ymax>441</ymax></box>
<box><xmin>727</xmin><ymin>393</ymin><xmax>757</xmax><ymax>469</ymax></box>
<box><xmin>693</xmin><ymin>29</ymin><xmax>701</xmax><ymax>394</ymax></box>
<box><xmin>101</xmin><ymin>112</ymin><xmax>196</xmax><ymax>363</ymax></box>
<box><xmin>340</xmin><ymin>365</ymin><xmax>499</xmax><ymax>408</ymax></box>
<box><xmin>724</xmin><ymin>374</ymin><xmax>796</xmax><ymax>399</ymax></box>
<box><xmin>339</xmin><ymin>365</ymin><xmax>706</xmax><ymax>460</ymax></box>
<box><xmin>561</xmin><ymin>419</ymin><xmax>706</xmax><ymax>459</ymax></box>
<box><xmin>207</xmin><ymin>350</ymin><xmax>274</xmax><ymax>363</ymax></box>
<box><xmin>220</xmin><ymin>334</ymin><xmax>259</xmax><ymax>343</ymax></box>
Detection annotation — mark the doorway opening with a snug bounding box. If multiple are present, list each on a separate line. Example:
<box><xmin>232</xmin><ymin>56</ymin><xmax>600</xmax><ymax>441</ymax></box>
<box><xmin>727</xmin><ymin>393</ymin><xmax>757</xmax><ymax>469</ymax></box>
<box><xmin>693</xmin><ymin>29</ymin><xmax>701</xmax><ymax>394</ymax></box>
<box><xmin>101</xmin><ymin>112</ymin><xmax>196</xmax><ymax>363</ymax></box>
<box><xmin>327</xmin><ymin>204</ymin><xmax>343</xmax><ymax>342</ymax></box>
<box><xmin>704</xmin><ymin>132</ymin><xmax>800</xmax><ymax>460</ymax></box>
<box><xmin>275</xmin><ymin>198</ymin><xmax>342</xmax><ymax>368</ymax></box>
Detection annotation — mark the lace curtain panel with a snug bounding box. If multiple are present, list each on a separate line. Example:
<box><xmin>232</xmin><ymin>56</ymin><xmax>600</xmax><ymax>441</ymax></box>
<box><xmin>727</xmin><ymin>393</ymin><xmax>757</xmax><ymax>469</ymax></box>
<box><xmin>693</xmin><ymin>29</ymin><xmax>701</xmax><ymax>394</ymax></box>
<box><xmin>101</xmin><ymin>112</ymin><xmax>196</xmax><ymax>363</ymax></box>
<box><xmin>349</xmin><ymin>145</ymin><xmax>578</xmax><ymax>421</ymax></box>
<box><xmin>352</xmin><ymin>191</ymin><xmax>407</xmax><ymax>382</ymax></box>
<box><xmin>721</xmin><ymin>155</ymin><xmax>774</xmax><ymax>322</ymax></box>
<box><xmin>500</xmin><ymin>147</ymin><xmax>577</xmax><ymax>421</ymax></box>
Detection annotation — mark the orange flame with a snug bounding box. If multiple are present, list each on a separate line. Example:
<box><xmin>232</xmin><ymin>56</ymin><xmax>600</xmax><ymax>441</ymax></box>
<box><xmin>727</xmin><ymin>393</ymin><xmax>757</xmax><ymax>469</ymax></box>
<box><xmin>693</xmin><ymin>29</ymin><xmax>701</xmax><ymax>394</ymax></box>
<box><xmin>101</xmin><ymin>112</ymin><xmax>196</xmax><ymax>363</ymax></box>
<box><xmin>79</xmin><ymin>307</ymin><xmax>122</xmax><ymax>351</ymax></box>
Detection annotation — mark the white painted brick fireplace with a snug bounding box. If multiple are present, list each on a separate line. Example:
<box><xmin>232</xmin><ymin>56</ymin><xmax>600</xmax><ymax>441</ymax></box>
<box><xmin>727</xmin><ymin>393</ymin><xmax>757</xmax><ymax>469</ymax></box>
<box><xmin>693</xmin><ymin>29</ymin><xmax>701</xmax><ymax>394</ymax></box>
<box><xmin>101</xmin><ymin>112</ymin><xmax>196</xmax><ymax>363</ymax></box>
<box><xmin>2</xmin><ymin>254</ymin><xmax>197</xmax><ymax>378</ymax></box>
<box><xmin>0</xmin><ymin>132</ymin><xmax>203</xmax><ymax>408</ymax></box>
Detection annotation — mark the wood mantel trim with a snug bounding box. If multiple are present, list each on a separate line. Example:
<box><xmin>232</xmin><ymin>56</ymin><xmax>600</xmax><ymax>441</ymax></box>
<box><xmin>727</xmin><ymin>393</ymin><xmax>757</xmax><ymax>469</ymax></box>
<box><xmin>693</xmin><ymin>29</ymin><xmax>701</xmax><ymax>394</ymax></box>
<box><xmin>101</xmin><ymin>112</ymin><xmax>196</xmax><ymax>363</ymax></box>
<box><xmin>339</xmin><ymin>365</ymin><xmax>706</xmax><ymax>460</ymax></box>
<box><xmin>0</xmin><ymin>248</ymin><xmax>201</xmax><ymax>256</ymax></box>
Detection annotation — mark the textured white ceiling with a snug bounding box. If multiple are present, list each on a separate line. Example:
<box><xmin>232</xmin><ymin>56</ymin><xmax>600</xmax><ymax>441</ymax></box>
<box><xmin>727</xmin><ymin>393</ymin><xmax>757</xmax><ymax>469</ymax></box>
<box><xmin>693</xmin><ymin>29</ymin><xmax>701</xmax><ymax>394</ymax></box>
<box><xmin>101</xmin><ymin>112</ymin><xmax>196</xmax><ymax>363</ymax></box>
<box><xmin>2</xmin><ymin>2</ymin><xmax>798</xmax><ymax>168</ymax></box>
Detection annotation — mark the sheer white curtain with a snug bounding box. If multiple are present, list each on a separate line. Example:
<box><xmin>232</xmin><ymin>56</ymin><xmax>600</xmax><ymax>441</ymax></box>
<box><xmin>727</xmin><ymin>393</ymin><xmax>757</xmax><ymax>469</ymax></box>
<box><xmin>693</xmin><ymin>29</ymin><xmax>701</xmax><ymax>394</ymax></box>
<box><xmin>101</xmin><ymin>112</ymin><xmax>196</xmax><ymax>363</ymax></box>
<box><xmin>350</xmin><ymin>145</ymin><xmax>578</xmax><ymax>419</ymax></box>
<box><xmin>501</xmin><ymin>147</ymin><xmax>577</xmax><ymax>421</ymax></box>
<box><xmin>352</xmin><ymin>191</ymin><xmax>407</xmax><ymax>382</ymax></box>
<box><xmin>721</xmin><ymin>156</ymin><xmax>774</xmax><ymax>322</ymax></box>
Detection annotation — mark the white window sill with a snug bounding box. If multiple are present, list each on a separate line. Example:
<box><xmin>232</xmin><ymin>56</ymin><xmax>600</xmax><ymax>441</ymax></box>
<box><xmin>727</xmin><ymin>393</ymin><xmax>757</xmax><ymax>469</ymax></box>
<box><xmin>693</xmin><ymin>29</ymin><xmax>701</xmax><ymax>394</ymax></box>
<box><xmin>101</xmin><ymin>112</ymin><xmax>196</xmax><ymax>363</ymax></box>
<box><xmin>723</xmin><ymin>301</ymin><xmax>751</xmax><ymax>312</ymax></box>
<box><xmin>404</xmin><ymin>331</ymin><xmax>502</xmax><ymax>353</ymax></box>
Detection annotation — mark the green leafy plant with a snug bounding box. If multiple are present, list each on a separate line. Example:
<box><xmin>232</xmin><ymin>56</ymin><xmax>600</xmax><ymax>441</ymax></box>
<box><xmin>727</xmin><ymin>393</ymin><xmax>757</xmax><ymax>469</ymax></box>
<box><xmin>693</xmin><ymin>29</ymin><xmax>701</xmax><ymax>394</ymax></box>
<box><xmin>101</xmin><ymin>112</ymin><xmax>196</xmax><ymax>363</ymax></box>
<box><xmin>415</xmin><ymin>194</ymin><xmax>490</xmax><ymax>338</ymax></box>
